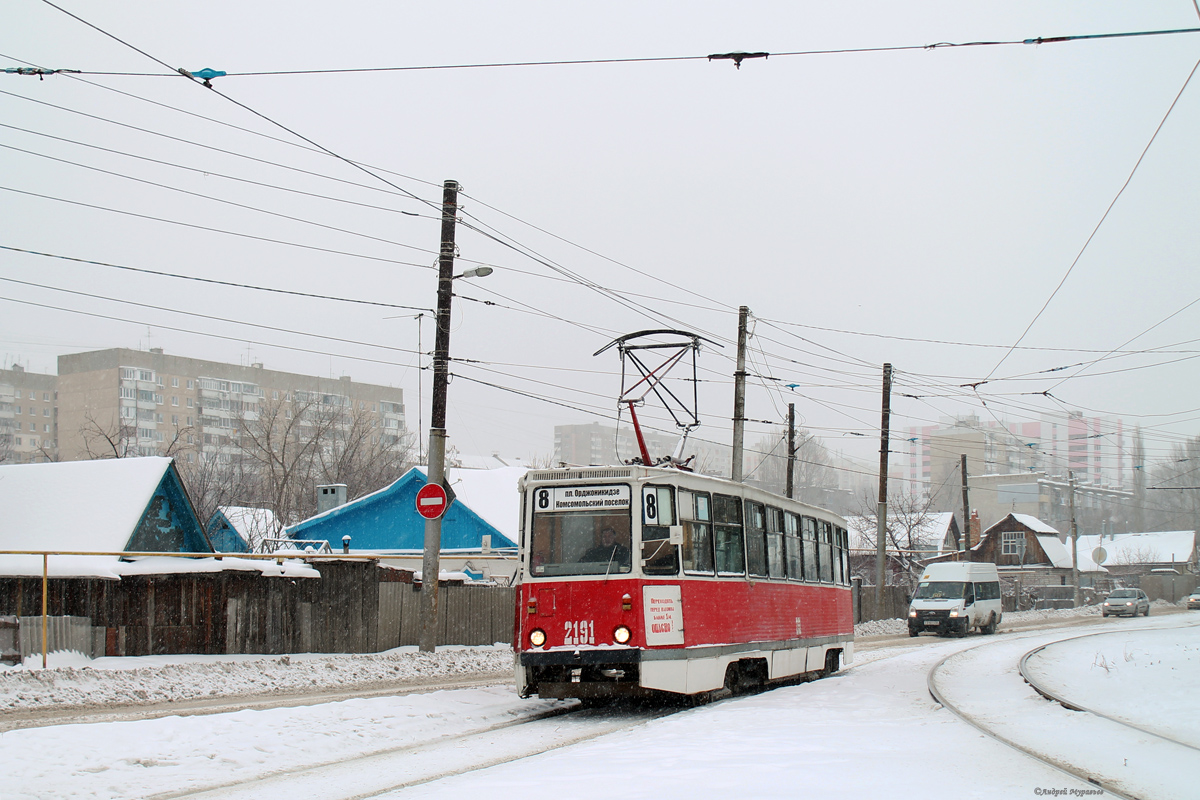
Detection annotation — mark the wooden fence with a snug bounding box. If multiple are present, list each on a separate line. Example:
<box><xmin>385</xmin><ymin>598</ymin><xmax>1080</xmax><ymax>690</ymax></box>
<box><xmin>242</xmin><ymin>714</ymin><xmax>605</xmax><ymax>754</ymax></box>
<box><xmin>0</xmin><ymin>561</ymin><xmax>516</xmax><ymax>657</ymax></box>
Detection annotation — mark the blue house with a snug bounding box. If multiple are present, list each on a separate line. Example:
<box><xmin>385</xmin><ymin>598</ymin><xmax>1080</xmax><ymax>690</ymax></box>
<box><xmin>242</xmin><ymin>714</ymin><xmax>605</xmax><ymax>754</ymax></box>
<box><xmin>205</xmin><ymin>506</ymin><xmax>282</xmax><ymax>553</ymax></box>
<box><xmin>285</xmin><ymin>466</ymin><xmax>521</xmax><ymax>554</ymax></box>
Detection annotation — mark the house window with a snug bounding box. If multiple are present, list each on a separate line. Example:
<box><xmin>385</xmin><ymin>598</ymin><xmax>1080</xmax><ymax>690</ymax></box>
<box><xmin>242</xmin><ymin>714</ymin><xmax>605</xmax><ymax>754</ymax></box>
<box><xmin>187</xmin><ymin>379</ymin><xmax>194</xmax><ymax>390</ymax></box>
<box><xmin>186</xmin><ymin>398</ymin><xmax>194</xmax><ymax>408</ymax></box>
<box><xmin>1002</xmin><ymin>530</ymin><xmax>1023</xmax><ymax>556</ymax></box>
<box><xmin>171</xmin><ymin>397</ymin><xmax>178</xmax><ymax>406</ymax></box>
<box><xmin>171</xmin><ymin>378</ymin><xmax>179</xmax><ymax>388</ymax></box>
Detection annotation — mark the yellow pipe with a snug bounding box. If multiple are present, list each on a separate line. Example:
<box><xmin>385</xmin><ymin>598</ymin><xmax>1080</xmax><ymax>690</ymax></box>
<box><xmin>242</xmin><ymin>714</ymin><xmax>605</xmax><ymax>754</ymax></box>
<box><xmin>41</xmin><ymin>553</ymin><xmax>47</xmax><ymax>669</ymax></box>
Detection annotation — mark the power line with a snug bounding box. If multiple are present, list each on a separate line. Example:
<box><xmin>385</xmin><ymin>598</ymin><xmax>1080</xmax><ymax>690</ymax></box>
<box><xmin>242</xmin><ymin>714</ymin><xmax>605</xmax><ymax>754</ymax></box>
<box><xmin>0</xmin><ymin>276</ymin><xmax>424</xmax><ymax>357</ymax></box>
<box><xmin>0</xmin><ymin>184</ymin><xmax>437</xmax><ymax>271</ymax></box>
<box><xmin>986</xmin><ymin>55</ymin><xmax>1200</xmax><ymax>380</ymax></box>
<box><xmin>0</xmin><ymin>245</ymin><xmax>434</xmax><ymax>312</ymax></box>
<box><xmin>20</xmin><ymin>26</ymin><xmax>1200</xmax><ymax>78</ymax></box>
<box><xmin>0</xmin><ymin>142</ymin><xmax>444</xmax><ymax>257</ymax></box>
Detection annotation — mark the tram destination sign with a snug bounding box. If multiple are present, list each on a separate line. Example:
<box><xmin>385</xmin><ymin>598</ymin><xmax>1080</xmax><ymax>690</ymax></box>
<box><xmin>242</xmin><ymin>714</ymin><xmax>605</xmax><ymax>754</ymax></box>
<box><xmin>534</xmin><ymin>484</ymin><xmax>631</xmax><ymax>513</ymax></box>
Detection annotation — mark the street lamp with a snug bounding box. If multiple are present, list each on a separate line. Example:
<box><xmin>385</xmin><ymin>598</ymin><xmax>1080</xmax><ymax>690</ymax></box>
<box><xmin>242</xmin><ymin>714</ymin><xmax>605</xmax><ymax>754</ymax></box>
<box><xmin>419</xmin><ymin>180</ymin><xmax>493</xmax><ymax>653</ymax></box>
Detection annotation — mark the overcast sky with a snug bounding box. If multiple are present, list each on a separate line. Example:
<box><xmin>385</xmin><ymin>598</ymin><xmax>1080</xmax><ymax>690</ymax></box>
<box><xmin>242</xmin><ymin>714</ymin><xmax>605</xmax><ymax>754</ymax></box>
<box><xmin>3</xmin><ymin>1</ymin><xmax>1199</xmax><ymax>477</ymax></box>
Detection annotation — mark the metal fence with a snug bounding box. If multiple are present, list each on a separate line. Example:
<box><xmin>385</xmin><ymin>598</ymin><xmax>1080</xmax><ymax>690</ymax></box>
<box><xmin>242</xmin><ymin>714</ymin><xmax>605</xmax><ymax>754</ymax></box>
<box><xmin>17</xmin><ymin>615</ymin><xmax>104</xmax><ymax>659</ymax></box>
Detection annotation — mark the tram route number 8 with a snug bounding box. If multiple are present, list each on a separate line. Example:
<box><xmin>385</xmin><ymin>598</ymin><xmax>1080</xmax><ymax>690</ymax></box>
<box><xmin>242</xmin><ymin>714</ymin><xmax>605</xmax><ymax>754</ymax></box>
<box><xmin>642</xmin><ymin>486</ymin><xmax>675</xmax><ymax>526</ymax></box>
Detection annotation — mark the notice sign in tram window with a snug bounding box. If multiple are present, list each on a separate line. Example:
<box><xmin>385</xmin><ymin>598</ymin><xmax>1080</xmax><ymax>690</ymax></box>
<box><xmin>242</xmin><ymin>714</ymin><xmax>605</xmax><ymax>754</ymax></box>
<box><xmin>533</xmin><ymin>485</ymin><xmax>631</xmax><ymax>513</ymax></box>
<box><xmin>643</xmin><ymin>584</ymin><xmax>684</xmax><ymax>646</ymax></box>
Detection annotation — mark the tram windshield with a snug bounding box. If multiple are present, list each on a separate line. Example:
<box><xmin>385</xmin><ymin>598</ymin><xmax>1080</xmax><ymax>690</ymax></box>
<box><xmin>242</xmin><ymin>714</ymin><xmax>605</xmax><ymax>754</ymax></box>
<box><xmin>914</xmin><ymin>581</ymin><xmax>968</xmax><ymax>600</ymax></box>
<box><xmin>528</xmin><ymin>484</ymin><xmax>633</xmax><ymax>577</ymax></box>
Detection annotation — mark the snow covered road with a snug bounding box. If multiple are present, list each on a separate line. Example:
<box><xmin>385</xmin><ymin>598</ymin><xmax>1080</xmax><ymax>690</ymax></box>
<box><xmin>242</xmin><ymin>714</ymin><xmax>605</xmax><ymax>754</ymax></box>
<box><xmin>3</xmin><ymin>610</ymin><xmax>1198</xmax><ymax>798</ymax></box>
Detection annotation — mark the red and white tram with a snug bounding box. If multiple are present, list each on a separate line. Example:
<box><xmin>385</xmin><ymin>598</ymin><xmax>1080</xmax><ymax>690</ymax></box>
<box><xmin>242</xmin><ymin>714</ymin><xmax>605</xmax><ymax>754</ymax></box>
<box><xmin>514</xmin><ymin>464</ymin><xmax>854</xmax><ymax>701</ymax></box>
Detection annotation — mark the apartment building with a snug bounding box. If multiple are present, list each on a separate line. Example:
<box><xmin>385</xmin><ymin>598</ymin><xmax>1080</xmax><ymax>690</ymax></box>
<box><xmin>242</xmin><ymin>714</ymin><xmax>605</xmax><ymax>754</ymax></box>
<box><xmin>0</xmin><ymin>364</ymin><xmax>58</xmax><ymax>463</ymax></box>
<box><xmin>904</xmin><ymin>412</ymin><xmax>1130</xmax><ymax>494</ymax></box>
<box><xmin>53</xmin><ymin>348</ymin><xmax>407</xmax><ymax>463</ymax></box>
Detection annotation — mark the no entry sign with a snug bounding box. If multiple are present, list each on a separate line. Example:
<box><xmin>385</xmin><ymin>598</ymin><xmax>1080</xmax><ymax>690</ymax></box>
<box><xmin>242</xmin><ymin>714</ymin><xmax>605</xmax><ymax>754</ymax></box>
<box><xmin>415</xmin><ymin>482</ymin><xmax>449</xmax><ymax>520</ymax></box>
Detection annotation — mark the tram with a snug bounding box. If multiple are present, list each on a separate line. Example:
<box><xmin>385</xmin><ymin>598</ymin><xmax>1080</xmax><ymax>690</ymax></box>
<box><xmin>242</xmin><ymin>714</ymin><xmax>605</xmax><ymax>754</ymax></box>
<box><xmin>514</xmin><ymin>464</ymin><xmax>854</xmax><ymax>701</ymax></box>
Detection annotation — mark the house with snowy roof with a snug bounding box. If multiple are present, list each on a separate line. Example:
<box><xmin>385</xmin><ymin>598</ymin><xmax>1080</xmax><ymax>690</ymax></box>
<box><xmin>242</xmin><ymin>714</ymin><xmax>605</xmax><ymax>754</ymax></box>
<box><xmin>206</xmin><ymin>506</ymin><xmax>282</xmax><ymax>553</ymax></box>
<box><xmin>0</xmin><ymin>456</ymin><xmax>213</xmax><ymax>579</ymax></box>
<box><xmin>1076</xmin><ymin>530</ymin><xmax>1197</xmax><ymax>576</ymax></box>
<box><xmin>924</xmin><ymin>513</ymin><xmax>1106</xmax><ymax>590</ymax></box>
<box><xmin>284</xmin><ymin>465</ymin><xmax>524</xmax><ymax>583</ymax></box>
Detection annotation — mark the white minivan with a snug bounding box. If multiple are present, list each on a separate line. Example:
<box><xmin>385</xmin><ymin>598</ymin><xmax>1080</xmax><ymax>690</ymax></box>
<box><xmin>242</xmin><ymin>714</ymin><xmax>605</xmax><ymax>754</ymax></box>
<box><xmin>908</xmin><ymin>562</ymin><xmax>1002</xmax><ymax>637</ymax></box>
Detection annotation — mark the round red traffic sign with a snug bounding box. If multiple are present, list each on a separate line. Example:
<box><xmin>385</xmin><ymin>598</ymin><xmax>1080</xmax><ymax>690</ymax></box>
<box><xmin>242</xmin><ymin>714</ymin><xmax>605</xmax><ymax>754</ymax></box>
<box><xmin>415</xmin><ymin>482</ymin><xmax>449</xmax><ymax>520</ymax></box>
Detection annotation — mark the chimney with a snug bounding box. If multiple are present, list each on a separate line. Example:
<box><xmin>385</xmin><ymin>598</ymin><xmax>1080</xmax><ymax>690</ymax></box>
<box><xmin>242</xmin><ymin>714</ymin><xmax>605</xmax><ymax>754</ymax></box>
<box><xmin>316</xmin><ymin>484</ymin><xmax>348</xmax><ymax>514</ymax></box>
<box><xmin>966</xmin><ymin>510</ymin><xmax>981</xmax><ymax>549</ymax></box>
<box><xmin>150</xmin><ymin>347</ymin><xmax>164</xmax><ymax>354</ymax></box>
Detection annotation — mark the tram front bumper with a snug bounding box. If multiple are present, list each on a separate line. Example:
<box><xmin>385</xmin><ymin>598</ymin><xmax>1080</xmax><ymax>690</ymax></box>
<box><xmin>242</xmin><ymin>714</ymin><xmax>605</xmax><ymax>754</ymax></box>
<box><xmin>520</xmin><ymin>648</ymin><xmax>645</xmax><ymax>699</ymax></box>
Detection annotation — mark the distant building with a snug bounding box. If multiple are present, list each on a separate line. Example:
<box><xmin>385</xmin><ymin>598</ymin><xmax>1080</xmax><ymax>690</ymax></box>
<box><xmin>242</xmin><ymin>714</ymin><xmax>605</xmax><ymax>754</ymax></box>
<box><xmin>0</xmin><ymin>364</ymin><xmax>58</xmax><ymax>463</ymax></box>
<box><xmin>554</xmin><ymin>421</ymin><xmax>731</xmax><ymax>476</ymax></box>
<box><xmin>904</xmin><ymin>412</ymin><xmax>1131</xmax><ymax>497</ymax></box>
<box><xmin>49</xmin><ymin>347</ymin><xmax>408</xmax><ymax>465</ymax></box>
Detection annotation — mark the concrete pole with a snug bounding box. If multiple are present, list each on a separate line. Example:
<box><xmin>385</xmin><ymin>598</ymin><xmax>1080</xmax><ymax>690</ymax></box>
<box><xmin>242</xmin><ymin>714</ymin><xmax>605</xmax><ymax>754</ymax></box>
<box><xmin>419</xmin><ymin>180</ymin><xmax>459</xmax><ymax>653</ymax></box>
<box><xmin>875</xmin><ymin>363</ymin><xmax>893</xmax><ymax>609</ymax></box>
<box><xmin>731</xmin><ymin>306</ymin><xmax>749</xmax><ymax>482</ymax></box>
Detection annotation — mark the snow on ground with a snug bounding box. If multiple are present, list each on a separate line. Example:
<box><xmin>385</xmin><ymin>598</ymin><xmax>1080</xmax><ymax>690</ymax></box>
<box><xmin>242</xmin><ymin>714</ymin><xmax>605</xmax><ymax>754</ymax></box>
<box><xmin>1023</xmin><ymin>625</ymin><xmax>1200</xmax><ymax>747</ymax></box>
<box><xmin>0</xmin><ymin>646</ymin><xmax>513</xmax><ymax>711</ymax></box>
<box><xmin>0</xmin><ymin>603</ymin><xmax>1176</xmax><ymax>712</ymax></box>
<box><xmin>2</xmin><ymin>613</ymin><xmax>1197</xmax><ymax>798</ymax></box>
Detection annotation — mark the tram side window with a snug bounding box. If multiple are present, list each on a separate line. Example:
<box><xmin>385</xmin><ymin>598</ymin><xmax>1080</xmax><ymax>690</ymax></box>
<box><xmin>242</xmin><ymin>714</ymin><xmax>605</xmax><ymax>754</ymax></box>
<box><xmin>745</xmin><ymin>501</ymin><xmax>768</xmax><ymax>577</ymax></box>
<box><xmin>712</xmin><ymin>494</ymin><xmax>745</xmax><ymax>575</ymax></box>
<box><xmin>641</xmin><ymin>485</ymin><xmax>679</xmax><ymax>576</ymax></box>
<box><xmin>802</xmin><ymin>516</ymin><xmax>819</xmax><ymax>581</ymax></box>
<box><xmin>784</xmin><ymin>512</ymin><xmax>804</xmax><ymax>580</ymax></box>
<box><xmin>680</xmin><ymin>490</ymin><xmax>715</xmax><ymax>574</ymax></box>
<box><xmin>830</xmin><ymin>525</ymin><xmax>844</xmax><ymax>584</ymax></box>
<box><xmin>819</xmin><ymin>520</ymin><xmax>834</xmax><ymax>582</ymax></box>
<box><xmin>837</xmin><ymin>527</ymin><xmax>850</xmax><ymax>585</ymax></box>
<box><xmin>766</xmin><ymin>506</ymin><xmax>785</xmax><ymax>579</ymax></box>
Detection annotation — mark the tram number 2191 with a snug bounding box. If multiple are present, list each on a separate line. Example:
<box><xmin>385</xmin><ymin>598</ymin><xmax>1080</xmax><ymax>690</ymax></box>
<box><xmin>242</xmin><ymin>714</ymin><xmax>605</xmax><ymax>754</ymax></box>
<box><xmin>563</xmin><ymin>620</ymin><xmax>595</xmax><ymax>646</ymax></box>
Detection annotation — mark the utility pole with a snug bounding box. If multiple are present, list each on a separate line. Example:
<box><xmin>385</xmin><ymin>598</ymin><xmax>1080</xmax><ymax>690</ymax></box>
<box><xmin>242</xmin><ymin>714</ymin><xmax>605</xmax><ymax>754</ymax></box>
<box><xmin>960</xmin><ymin>454</ymin><xmax>970</xmax><ymax>553</ymax></box>
<box><xmin>419</xmin><ymin>179</ymin><xmax>460</xmax><ymax>653</ymax></box>
<box><xmin>1069</xmin><ymin>470</ymin><xmax>1081</xmax><ymax>607</ymax></box>
<box><xmin>731</xmin><ymin>305</ymin><xmax>750</xmax><ymax>482</ymax></box>
<box><xmin>786</xmin><ymin>402</ymin><xmax>796</xmax><ymax>500</ymax></box>
<box><xmin>875</xmin><ymin>363</ymin><xmax>893</xmax><ymax>610</ymax></box>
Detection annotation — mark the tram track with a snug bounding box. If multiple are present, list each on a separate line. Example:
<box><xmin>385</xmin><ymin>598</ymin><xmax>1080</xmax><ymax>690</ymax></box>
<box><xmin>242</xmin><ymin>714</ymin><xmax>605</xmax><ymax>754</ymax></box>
<box><xmin>927</xmin><ymin>618</ymin><xmax>1200</xmax><ymax>800</ymax></box>
<box><xmin>145</xmin><ymin>702</ymin><xmax>674</xmax><ymax>800</ymax></box>
<box><xmin>1019</xmin><ymin>631</ymin><xmax>1200</xmax><ymax>754</ymax></box>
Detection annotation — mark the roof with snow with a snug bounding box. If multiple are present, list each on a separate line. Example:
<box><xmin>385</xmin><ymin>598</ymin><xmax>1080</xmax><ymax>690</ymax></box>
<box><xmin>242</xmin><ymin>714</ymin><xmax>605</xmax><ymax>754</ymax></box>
<box><xmin>206</xmin><ymin>506</ymin><xmax>281</xmax><ymax>553</ymax></box>
<box><xmin>1011</xmin><ymin>514</ymin><xmax>1059</xmax><ymax>534</ymax></box>
<box><xmin>1034</xmin><ymin>534</ymin><xmax>1105</xmax><ymax>572</ymax></box>
<box><xmin>0</xmin><ymin>457</ymin><xmax>215</xmax><ymax>578</ymax></box>
<box><xmin>1076</xmin><ymin>531</ymin><xmax>1197</xmax><ymax>567</ymax></box>
<box><xmin>285</xmin><ymin>465</ymin><xmax>524</xmax><ymax>552</ymax></box>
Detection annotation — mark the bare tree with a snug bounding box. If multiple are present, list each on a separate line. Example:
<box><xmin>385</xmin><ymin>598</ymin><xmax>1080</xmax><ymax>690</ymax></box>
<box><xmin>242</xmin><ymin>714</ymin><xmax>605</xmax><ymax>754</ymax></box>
<box><xmin>853</xmin><ymin>488</ymin><xmax>943</xmax><ymax>590</ymax></box>
<box><xmin>746</xmin><ymin>426</ymin><xmax>838</xmax><ymax>502</ymax></box>
<box><xmin>313</xmin><ymin>401</ymin><xmax>413</xmax><ymax>505</ymax></box>
<box><xmin>78</xmin><ymin>411</ymin><xmax>139</xmax><ymax>459</ymax></box>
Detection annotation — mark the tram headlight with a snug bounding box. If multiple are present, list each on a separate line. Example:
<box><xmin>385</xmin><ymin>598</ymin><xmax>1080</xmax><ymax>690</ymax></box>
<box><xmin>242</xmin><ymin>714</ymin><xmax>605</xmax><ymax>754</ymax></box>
<box><xmin>529</xmin><ymin>628</ymin><xmax>546</xmax><ymax>647</ymax></box>
<box><xmin>613</xmin><ymin>625</ymin><xmax>631</xmax><ymax>644</ymax></box>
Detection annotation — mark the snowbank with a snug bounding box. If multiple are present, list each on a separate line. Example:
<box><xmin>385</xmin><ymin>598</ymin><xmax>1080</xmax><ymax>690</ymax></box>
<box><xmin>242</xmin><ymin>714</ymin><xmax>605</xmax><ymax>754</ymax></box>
<box><xmin>0</xmin><ymin>645</ymin><xmax>513</xmax><ymax>711</ymax></box>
